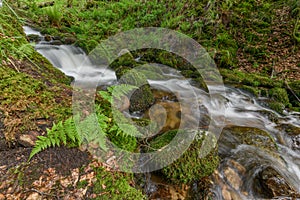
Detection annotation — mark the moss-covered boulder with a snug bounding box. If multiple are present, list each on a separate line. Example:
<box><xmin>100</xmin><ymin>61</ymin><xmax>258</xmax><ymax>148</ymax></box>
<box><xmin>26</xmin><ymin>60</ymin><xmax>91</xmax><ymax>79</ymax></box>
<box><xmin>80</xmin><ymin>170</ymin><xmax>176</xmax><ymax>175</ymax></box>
<box><xmin>92</xmin><ymin>166</ymin><xmax>146</xmax><ymax>200</ymax></box>
<box><xmin>147</xmin><ymin>130</ymin><xmax>219</xmax><ymax>184</ymax></box>
<box><xmin>117</xmin><ymin>68</ymin><xmax>154</xmax><ymax>112</ymax></box>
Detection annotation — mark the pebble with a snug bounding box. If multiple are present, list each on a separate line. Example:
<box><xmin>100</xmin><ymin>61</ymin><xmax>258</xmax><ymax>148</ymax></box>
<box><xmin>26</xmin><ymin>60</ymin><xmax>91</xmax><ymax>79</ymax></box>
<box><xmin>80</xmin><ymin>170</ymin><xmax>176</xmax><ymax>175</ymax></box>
<box><xmin>0</xmin><ymin>193</ymin><xmax>5</xmax><ymax>200</ymax></box>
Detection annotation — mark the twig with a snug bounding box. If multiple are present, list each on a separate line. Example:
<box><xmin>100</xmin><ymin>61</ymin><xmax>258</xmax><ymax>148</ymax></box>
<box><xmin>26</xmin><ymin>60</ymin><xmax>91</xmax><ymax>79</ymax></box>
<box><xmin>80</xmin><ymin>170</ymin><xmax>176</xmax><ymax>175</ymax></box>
<box><xmin>285</xmin><ymin>80</ymin><xmax>300</xmax><ymax>104</ymax></box>
<box><xmin>7</xmin><ymin>57</ymin><xmax>19</xmax><ymax>72</ymax></box>
<box><xmin>24</xmin><ymin>188</ymin><xmax>59</xmax><ymax>199</ymax></box>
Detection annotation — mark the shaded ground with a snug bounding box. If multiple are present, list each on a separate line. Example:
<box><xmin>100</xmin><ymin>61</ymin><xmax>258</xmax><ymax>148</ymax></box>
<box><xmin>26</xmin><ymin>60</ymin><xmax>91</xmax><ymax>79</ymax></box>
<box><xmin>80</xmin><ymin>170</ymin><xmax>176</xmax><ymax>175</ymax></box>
<box><xmin>237</xmin><ymin>6</ymin><xmax>300</xmax><ymax>80</ymax></box>
<box><xmin>0</xmin><ymin>146</ymin><xmax>91</xmax><ymax>199</ymax></box>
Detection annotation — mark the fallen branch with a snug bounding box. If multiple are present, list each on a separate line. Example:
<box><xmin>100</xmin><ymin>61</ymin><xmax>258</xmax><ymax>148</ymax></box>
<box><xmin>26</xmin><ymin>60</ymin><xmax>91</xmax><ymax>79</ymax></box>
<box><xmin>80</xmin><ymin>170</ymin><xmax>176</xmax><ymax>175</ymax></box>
<box><xmin>285</xmin><ymin>80</ymin><xmax>300</xmax><ymax>104</ymax></box>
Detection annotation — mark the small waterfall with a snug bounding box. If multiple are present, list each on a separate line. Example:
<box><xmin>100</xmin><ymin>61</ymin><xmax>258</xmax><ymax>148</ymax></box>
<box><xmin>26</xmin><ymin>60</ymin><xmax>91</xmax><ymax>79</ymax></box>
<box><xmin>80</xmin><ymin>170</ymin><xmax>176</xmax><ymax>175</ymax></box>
<box><xmin>23</xmin><ymin>26</ymin><xmax>117</xmax><ymax>85</ymax></box>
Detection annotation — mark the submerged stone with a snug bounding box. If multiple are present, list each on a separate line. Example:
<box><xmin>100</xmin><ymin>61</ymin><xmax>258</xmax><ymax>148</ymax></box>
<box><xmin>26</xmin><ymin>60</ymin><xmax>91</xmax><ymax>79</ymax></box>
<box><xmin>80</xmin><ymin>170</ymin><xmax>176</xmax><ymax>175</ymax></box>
<box><xmin>218</xmin><ymin>126</ymin><xmax>277</xmax><ymax>157</ymax></box>
<box><xmin>253</xmin><ymin>166</ymin><xmax>299</xmax><ymax>198</ymax></box>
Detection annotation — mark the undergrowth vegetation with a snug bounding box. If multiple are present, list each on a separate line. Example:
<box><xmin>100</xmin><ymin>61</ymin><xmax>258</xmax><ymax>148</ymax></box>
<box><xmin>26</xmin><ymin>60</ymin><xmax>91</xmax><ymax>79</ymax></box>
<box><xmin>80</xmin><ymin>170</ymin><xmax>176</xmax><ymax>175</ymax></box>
<box><xmin>8</xmin><ymin>0</ymin><xmax>299</xmax><ymax>69</ymax></box>
<box><xmin>29</xmin><ymin>84</ymin><xmax>140</xmax><ymax>160</ymax></box>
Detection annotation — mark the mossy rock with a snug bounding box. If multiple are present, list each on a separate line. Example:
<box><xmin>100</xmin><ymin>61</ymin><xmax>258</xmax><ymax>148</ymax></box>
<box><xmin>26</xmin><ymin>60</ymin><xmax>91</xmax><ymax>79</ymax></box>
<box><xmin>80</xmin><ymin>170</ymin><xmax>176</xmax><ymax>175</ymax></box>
<box><xmin>220</xmin><ymin>69</ymin><xmax>283</xmax><ymax>88</ymax></box>
<box><xmin>92</xmin><ymin>166</ymin><xmax>146</xmax><ymax>200</ymax></box>
<box><xmin>117</xmin><ymin>68</ymin><xmax>154</xmax><ymax>112</ymax></box>
<box><xmin>147</xmin><ymin>130</ymin><xmax>219</xmax><ymax>184</ymax></box>
<box><xmin>269</xmin><ymin>87</ymin><xmax>290</xmax><ymax>107</ymax></box>
<box><xmin>110</xmin><ymin>51</ymin><xmax>137</xmax><ymax>70</ymax></box>
<box><xmin>240</xmin><ymin>85</ymin><xmax>260</xmax><ymax>97</ymax></box>
<box><xmin>135</xmin><ymin>64</ymin><xmax>166</xmax><ymax>80</ymax></box>
<box><xmin>219</xmin><ymin>126</ymin><xmax>277</xmax><ymax>157</ymax></box>
<box><xmin>268</xmin><ymin>101</ymin><xmax>285</xmax><ymax>114</ymax></box>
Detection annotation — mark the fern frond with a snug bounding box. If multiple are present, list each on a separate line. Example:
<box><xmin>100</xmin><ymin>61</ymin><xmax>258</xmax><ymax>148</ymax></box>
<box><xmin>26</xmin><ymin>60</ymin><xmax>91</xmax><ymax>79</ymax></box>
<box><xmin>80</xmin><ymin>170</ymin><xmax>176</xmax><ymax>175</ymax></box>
<box><xmin>28</xmin><ymin>117</ymin><xmax>81</xmax><ymax>161</ymax></box>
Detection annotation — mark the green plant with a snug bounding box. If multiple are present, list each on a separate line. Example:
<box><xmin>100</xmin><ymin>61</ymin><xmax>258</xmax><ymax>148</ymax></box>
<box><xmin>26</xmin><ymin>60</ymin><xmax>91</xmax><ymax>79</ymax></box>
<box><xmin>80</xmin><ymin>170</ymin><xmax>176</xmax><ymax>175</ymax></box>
<box><xmin>44</xmin><ymin>5</ymin><xmax>63</xmax><ymax>26</ymax></box>
<box><xmin>29</xmin><ymin>84</ymin><xmax>140</xmax><ymax>160</ymax></box>
<box><xmin>28</xmin><ymin>117</ymin><xmax>81</xmax><ymax>160</ymax></box>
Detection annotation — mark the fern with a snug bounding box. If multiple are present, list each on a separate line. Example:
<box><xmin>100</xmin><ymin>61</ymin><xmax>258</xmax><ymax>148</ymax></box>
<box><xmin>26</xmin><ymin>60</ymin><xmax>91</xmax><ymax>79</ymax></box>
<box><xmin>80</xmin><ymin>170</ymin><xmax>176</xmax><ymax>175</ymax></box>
<box><xmin>28</xmin><ymin>117</ymin><xmax>80</xmax><ymax>160</ymax></box>
<box><xmin>29</xmin><ymin>84</ymin><xmax>141</xmax><ymax>160</ymax></box>
<box><xmin>99</xmin><ymin>84</ymin><xmax>142</xmax><ymax>138</ymax></box>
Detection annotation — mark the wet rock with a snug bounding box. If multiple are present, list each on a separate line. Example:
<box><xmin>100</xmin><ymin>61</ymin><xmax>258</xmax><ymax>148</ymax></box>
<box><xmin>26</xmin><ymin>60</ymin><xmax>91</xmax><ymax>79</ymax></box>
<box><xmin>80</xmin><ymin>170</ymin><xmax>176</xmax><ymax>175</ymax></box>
<box><xmin>218</xmin><ymin>126</ymin><xmax>277</xmax><ymax>157</ymax></box>
<box><xmin>44</xmin><ymin>35</ymin><xmax>52</xmax><ymax>42</ymax></box>
<box><xmin>50</xmin><ymin>40</ymin><xmax>63</xmax><ymax>45</ymax></box>
<box><xmin>146</xmin><ymin>174</ymin><xmax>189</xmax><ymax>200</ymax></box>
<box><xmin>257</xmin><ymin>109</ymin><xmax>279</xmax><ymax>123</ymax></box>
<box><xmin>64</xmin><ymin>36</ymin><xmax>77</xmax><ymax>44</ymax></box>
<box><xmin>292</xmin><ymin>135</ymin><xmax>300</xmax><ymax>151</ymax></box>
<box><xmin>254</xmin><ymin>166</ymin><xmax>298</xmax><ymax>198</ymax></box>
<box><xmin>26</xmin><ymin>34</ymin><xmax>41</xmax><ymax>43</ymax></box>
<box><xmin>211</xmin><ymin>169</ymin><xmax>245</xmax><ymax>200</ymax></box>
<box><xmin>278</xmin><ymin>124</ymin><xmax>300</xmax><ymax>136</ymax></box>
<box><xmin>224</xmin><ymin>167</ymin><xmax>242</xmax><ymax>190</ymax></box>
<box><xmin>114</xmin><ymin>95</ymin><xmax>130</xmax><ymax>112</ymax></box>
<box><xmin>152</xmin><ymin>89</ymin><xmax>178</xmax><ymax>102</ymax></box>
<box><xmin>277</xmin><ymin>124</ymin><xmax>300</xmax><ymax>150</ymax></box>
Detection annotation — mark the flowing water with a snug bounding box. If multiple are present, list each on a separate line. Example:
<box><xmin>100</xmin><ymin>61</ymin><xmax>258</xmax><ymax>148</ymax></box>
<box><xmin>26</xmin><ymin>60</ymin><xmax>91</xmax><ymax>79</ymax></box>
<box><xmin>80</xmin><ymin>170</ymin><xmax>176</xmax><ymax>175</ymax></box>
<box><xmin>24</xmin><ymin>26</ymin><xmax>300</xmax><ymax>199</ymax></box>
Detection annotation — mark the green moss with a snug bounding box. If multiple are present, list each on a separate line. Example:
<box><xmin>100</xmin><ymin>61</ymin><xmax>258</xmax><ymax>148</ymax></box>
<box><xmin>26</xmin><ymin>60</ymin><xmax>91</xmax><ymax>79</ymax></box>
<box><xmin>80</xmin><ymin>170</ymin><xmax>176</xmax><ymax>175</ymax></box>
<box><xmin>268</xmin><ymin>101</ymin><xmax>285</xmax><ymax>114</ymax></box>
<box><xmin>269</xmin><ymin>88</ymin><xmax>290</xmax><ymax>107</ymax></box>
<box><xmin>148</xmin><ymin>130</ymin><xmax>219</xmax><ymax>184</ymax></box>
<box><xmin>241</xmin><ymin>85</ymin><xmax>260</xmax><ymax>96</ymax></box>
<box><xmin>220</xmin><ymin>69</ymin><xmax>283</xmax><ymax>88</ymax></box>
<box><xmin>117</xmin><ymin>68</ymin><xmax>154</xmax><ymax>112</ymax></box>
<box><xmin>0</xmin><ymin>65</ymin><xmax>71</xmax><ymax>141</ymax></box>
<box><xmin>92</xmin><ymin>166</ymin><xmax>146</xmax><ymax>200</ymax></box>
<box><xmin>110</xmin><ymin>52</ymin><xmax>137</xmax><ymax>70</ymax></box>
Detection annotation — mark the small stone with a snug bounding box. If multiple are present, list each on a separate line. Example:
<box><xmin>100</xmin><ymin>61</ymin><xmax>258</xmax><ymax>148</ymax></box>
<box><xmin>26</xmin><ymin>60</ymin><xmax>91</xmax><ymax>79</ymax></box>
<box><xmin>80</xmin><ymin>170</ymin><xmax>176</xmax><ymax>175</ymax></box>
<box><xmin>0</xmin><ymin>193</ymin><xmax>5</xmax><ymax>200</ymax></box>
<box><xmin>18</xmin><ymin>132</ymin><xmax>38</xmax><ymax>147</ymax></box>
<box><xmin>50</xmin><ymin>40</ymin><xmax>63</xmax><ymax>45</ymax></box>
<box><xmin>44</xmin><ymin>35</ymin><xmax>52</xmax><ymax>41</ymax></box>
<box><xmin>26</xmin><ymin>192</ymin><xmax>42</xmax><ymax>200</ymax></box>
<box><xmin>228</xmin><ymin>159</ymin><xmax>246</xmax><ymax>174</ymax></box>
<box><xmin>64</xmin><ymin>37</ymin><xmax>77</xmax><ymax>44</ymax></box>
<box><xmin>224</xmin><ymin>167</ymin><xmax>242</xmax><ymax>190</ymax></box>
